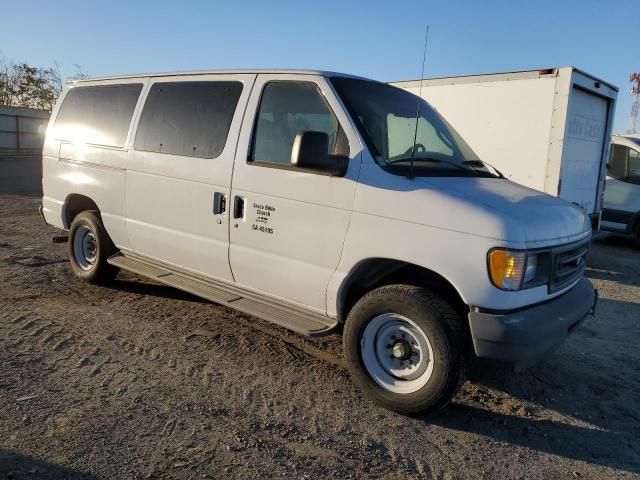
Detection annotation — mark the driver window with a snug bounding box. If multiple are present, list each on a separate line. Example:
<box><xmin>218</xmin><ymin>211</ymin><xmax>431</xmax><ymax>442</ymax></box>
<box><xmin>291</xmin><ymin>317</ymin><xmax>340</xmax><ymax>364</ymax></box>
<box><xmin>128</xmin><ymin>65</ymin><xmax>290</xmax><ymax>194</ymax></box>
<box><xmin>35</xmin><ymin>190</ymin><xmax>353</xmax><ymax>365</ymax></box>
<box><xmin>608</xmin><ymin>144</ymin><xmax>629</xmax><ymax>179</ymax></box>
<box><xmin>628</xmin><ymin>149</ymin><xmax>640</xmax><ymax>185</ymax></box>
<box><xmin>251</xmin><ymin>81</ymin><xmax>346</xmax><ymax>165</ymax></box>
<box><xmin>386</xmin><ymin>115</ymin><xmax>453</xmax><ymax>159</ymax></box>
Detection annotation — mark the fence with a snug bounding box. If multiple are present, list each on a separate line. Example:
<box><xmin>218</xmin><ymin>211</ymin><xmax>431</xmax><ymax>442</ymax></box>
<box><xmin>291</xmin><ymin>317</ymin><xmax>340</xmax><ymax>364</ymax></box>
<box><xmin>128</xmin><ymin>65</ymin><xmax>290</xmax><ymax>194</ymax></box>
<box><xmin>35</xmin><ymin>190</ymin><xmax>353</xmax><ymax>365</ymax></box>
<box><xmin>0</xmin><ymin>106</ymin><xmax>50</xmax><ymax>153</ymax></box>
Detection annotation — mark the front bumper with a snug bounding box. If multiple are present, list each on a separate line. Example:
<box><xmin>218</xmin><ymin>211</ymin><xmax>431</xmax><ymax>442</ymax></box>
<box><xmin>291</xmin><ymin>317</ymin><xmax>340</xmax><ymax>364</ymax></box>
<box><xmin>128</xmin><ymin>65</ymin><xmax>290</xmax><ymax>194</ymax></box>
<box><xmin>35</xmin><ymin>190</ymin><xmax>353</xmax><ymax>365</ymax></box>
<box><xmin>468</xmin><ymin>277</ymin><xmax>597</xmax><ymax>371</ymax></box>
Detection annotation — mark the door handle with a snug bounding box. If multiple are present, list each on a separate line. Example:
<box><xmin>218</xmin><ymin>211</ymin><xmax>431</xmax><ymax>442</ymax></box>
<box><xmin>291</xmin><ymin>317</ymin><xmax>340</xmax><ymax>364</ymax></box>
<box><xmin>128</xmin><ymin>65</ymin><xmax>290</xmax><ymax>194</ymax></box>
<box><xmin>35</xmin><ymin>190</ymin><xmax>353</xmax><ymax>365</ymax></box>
<box><xmin>233</xmin><ymin>196</ymin><xmax>245</xmax><ymax>220</ymax></box>
<box><xmin>213</xmin><ymin>192</ymin><xmax>226</xmax><ymax>215</ymax></box>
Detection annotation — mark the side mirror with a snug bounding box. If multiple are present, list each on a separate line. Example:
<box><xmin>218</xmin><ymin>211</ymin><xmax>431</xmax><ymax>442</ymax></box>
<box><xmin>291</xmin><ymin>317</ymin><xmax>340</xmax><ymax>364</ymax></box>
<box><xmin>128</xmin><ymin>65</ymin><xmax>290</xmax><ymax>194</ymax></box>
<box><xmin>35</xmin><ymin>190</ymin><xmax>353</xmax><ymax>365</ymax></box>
<box><xmin>290</xmin><ymin>131</ymin><xmax>349</xmax><ymax>177</ymax></box>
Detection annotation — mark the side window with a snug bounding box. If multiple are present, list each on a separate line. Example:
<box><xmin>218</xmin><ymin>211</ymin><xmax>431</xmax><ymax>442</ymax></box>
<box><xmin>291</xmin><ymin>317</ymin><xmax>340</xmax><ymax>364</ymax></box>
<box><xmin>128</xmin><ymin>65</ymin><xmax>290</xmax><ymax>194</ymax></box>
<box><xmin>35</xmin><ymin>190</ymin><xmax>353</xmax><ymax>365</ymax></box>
<box><xmin>608</xmin><ymin>144</ymin><xmax>628</xmax><ymax>179</ymax></box>
<box><xmin>627</xmin><ymin>149</ymin><xmax>640</xmax><ymax>185</ymax></box>
<box><xmin>251</xmin><ymin>82</ymin><xmax>347</xmax><ymax>165</ymax></box>
<box><xmin>53</xmin><ymin>84</ymin><xmax>142</xmax><ymax>147</ymax></box>
<box><xmin>134</xmin><ymin>81</ymin><xmax>243</xmax><ymax>158</ymax></box>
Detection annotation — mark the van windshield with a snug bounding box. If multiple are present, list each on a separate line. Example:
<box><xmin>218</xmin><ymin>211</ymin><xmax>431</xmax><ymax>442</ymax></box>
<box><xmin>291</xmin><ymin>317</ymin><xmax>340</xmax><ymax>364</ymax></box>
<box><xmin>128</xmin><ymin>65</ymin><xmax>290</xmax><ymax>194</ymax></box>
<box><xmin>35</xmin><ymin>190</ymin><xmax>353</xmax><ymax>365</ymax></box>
<box><xmin>331</xmin><ymin>77</ymin><xmax>498</xmax><ymax>178</ymax></box>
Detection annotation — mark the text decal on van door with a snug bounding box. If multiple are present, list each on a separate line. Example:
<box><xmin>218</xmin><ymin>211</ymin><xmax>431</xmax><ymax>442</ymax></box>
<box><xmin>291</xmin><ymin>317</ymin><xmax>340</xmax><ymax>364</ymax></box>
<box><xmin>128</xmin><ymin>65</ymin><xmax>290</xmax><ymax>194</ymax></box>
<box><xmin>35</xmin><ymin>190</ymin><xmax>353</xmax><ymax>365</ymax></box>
<box><xmin>252</xmin><ymin>202</ymin><xmax>275</xmax><ymax>235</ymax></box>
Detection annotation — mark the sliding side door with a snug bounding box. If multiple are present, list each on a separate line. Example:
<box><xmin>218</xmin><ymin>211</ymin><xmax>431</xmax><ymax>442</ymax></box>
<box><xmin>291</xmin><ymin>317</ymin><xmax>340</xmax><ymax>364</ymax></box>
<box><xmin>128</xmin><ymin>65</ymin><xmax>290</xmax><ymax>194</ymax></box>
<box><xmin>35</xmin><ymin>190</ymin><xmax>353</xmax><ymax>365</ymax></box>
<box><xmin>126</xmin><ymin>74</ymin><xmax>255</xmax><ymax>281</ymax></box>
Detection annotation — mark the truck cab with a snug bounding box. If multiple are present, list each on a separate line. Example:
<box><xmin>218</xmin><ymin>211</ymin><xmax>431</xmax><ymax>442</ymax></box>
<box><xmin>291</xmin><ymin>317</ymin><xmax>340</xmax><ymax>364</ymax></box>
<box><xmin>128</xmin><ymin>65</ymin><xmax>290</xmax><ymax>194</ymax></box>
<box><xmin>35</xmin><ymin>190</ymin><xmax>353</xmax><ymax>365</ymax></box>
<box><xmin>602</xmin><ymin>134</ymin><xmax>640</xmax><ymax>247</ymax></box>
<box><xmin>41</xmin><ymin>70</ymin><xmax>597</xmax><ymax>414</ymax></box>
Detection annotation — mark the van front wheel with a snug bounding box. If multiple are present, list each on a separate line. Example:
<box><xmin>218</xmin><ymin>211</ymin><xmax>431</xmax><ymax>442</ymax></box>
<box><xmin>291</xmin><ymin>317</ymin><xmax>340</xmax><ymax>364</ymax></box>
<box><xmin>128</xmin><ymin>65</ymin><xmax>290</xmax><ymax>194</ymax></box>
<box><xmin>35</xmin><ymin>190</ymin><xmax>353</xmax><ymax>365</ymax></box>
<box><xmin>344</xmin><ymin>285</ymin><xmax>464</xmax><ymax>414</ymax></box>
<box><xmin>68</xmin><ymin>210</ymin><xmax>118</xmax><ymax>283</ymax></box>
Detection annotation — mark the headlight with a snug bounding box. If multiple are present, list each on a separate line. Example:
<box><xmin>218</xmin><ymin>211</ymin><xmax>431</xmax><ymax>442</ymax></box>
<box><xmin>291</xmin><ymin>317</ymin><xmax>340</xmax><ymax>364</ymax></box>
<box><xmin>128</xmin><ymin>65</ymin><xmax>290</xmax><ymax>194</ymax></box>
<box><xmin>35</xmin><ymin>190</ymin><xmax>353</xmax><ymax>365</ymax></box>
<box><xmin>488</xmin><ymin>249</ymin><xmax>526</xmax><ymax>290</ymax></box>
<box><xmin>488</xmin><ymin>249</ymin><xmax>550</xmax><ymax>291</ymax></box>
<box><xmin>523</xmin><ymin>254</ymin><xmax>538</xmax><ymax>284</ymax></box>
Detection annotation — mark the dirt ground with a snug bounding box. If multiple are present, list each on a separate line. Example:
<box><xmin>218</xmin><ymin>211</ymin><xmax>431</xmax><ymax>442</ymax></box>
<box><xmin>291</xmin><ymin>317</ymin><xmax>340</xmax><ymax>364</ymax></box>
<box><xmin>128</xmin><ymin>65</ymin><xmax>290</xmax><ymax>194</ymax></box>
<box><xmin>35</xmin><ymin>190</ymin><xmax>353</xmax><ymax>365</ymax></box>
<box><xmin>1</xmin><ymin>156</ymin><xmax>639</xmax><ymax>479</ymax></box>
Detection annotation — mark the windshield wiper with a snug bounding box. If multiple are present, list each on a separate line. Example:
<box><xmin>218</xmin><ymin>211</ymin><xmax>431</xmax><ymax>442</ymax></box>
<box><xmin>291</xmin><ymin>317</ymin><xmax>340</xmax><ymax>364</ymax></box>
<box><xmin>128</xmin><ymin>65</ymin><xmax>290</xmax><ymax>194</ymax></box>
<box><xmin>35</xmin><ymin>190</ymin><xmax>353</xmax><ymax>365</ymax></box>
<box><xmin>462</xmin><ymin>160</ymin><xmax>504</xmax><ymax>178</ymax></box>
<box><xmin>388</xmin><ymin>156</ymin><xmax>480</xmax><ymax>175</ymax></box>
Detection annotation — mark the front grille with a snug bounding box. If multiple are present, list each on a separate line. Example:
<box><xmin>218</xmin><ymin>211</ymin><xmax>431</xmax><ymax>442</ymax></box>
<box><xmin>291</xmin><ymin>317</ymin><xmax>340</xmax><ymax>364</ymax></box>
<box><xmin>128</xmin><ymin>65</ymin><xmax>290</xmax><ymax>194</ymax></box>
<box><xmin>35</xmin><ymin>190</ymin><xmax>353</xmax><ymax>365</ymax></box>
<box><xmin>549</xmin><ymin>239</ymin><xmax>589</xmax><ymax>293</ymax></box>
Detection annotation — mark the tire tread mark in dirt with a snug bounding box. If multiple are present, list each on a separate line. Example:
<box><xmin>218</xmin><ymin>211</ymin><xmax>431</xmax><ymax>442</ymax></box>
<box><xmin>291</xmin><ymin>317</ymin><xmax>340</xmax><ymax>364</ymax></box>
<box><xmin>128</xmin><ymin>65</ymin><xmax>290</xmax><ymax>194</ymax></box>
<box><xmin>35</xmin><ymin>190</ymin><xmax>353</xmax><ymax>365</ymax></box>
<box><xmin>89</xmin><ymin>355</ymin><xmax>111</xmax><ymax>377</ymax></box>
<box><xmin>52</xmin><ymin>335</ymin><xmax>74</xmax><ymax>351</ymax></box>
<box><xmin>162</xmin><ymin>418</ymin><xmax>177</xmax><ymax>437</ymax></box>
<box><xmin>19</xmin><ymin>318</ymin><xmax>38</xmax><ymax>330</ymax></box>
<box><xmin>7</xmin><ymin>314</ymin><xmax>28</xmax><ymax>324</ymax></box>
<box><xmin>40</xmin><ymin>327</ymin><xmax>65</xmax><ymax>345</ymax></box>
<box><xmin>232</xmin><ymin>316</ymin><xmax>345</xmax><ymax>369</ymax></box>
<box><xmin>26</xmin><ymin>321</ymin><xmax>53</xmax><ymax>337</ymax></box>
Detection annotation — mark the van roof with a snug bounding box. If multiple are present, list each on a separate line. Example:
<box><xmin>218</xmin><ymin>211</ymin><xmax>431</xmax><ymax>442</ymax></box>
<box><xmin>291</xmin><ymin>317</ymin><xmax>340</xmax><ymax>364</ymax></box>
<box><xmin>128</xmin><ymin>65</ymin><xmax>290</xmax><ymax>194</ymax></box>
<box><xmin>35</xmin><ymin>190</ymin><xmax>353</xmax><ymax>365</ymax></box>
<box><xmin>71</xmin><ymin>69</ymin><xmax>373</xmax><ymax>84</ymax></box>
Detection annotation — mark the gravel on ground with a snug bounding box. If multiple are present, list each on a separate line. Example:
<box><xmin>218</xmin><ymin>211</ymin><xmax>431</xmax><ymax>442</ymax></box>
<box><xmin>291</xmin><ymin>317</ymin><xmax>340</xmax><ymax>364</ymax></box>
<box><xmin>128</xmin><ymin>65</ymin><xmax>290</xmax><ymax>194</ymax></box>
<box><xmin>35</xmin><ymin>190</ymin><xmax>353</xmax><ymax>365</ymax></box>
<box><xmin>1</xmin><ymin>156</ymin><xmax>639</xmax><ymax>479</ymax></box>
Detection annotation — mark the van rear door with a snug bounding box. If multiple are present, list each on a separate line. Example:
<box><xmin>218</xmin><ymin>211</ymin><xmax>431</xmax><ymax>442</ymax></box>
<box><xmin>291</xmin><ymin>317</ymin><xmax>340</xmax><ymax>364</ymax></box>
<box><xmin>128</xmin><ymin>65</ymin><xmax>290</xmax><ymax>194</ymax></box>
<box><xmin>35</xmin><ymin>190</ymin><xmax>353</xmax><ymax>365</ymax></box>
<box><xmin>560</xmin><ymin>86</ymin><xmax>610</xmax><ymax>215</ymax></box>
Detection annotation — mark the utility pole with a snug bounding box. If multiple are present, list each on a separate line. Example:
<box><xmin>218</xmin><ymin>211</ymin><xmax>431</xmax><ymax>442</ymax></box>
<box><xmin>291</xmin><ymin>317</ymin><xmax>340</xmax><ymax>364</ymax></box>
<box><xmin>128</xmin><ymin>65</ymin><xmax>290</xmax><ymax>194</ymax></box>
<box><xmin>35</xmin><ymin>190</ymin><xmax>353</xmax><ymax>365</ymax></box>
<box><xmin>629</xmin><ymin>72</ymin><xmax>640</xmax><ymax>134</ymax></box>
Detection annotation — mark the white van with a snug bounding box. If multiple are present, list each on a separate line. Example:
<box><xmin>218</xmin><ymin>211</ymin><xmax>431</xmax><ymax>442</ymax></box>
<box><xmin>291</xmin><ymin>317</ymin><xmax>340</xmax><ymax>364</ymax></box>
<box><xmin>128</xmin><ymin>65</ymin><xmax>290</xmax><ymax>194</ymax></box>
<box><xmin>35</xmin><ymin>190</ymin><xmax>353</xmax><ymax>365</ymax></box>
<box><xmin>40</xmin><ymin>69</ymin><xmax>597</xmax><ymax>413</ymax></box>
<box><xmin>601</xmin><ymin>134</ymin><xmax>640</xmax><ymax>246</ymax></box>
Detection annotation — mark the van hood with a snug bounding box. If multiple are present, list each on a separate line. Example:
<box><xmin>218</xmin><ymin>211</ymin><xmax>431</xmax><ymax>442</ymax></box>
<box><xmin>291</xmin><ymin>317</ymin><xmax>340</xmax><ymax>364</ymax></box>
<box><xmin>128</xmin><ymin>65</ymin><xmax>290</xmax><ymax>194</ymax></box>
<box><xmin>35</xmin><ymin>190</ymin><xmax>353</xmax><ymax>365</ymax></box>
<box><xmin>355</xmin><ymin>165</ymin><xmax>592</xmax><ymax>246</ymax></box>
<box><xmin>429</xmin><ymin>178</ymin><xmax>592</xmax><ymax>245</ymax></box>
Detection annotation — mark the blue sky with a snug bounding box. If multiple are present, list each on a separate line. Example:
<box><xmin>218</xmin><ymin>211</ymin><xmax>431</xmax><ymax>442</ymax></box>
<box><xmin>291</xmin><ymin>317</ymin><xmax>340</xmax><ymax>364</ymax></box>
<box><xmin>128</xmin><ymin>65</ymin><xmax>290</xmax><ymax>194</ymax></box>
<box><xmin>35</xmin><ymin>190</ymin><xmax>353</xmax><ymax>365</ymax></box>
<box><xmin>1</xmin><ymin>0</ymin><xmax>636</xmax><ymax>132</ymax></box>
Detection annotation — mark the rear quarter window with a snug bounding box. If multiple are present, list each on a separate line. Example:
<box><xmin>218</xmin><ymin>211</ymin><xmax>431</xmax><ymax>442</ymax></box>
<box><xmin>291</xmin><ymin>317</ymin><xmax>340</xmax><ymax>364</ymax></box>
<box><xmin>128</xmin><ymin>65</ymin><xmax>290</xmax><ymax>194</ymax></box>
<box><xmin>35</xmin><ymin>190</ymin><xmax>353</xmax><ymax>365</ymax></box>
<box><xmin>133</xmin><ymin>81</ymin><xmax>243</xmax><ymax>159</ymax></box>
<box><xmin>53</xmin><ymin>84</ymin><xmax>143</xmax><ymax>147</ymax></box>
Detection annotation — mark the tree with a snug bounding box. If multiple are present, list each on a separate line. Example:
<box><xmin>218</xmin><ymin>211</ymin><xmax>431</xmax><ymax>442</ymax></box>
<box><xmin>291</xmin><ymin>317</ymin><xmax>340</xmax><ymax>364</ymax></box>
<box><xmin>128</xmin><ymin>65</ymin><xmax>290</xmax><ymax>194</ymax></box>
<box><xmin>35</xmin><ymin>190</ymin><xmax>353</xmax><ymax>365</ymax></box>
<box><xmin>11</xmin><ymin>63</ymin><xmax>60</xmax><ymax>111</ymax></box>
<box><xmin>68</xmin><ymin>64</ymin><xmax>89</xmax><ymax>81</ymax></box>
<box><xmin>0</xmin><ymin>53</ymin><xmax>87</xmax><ymax>112</ymax></box>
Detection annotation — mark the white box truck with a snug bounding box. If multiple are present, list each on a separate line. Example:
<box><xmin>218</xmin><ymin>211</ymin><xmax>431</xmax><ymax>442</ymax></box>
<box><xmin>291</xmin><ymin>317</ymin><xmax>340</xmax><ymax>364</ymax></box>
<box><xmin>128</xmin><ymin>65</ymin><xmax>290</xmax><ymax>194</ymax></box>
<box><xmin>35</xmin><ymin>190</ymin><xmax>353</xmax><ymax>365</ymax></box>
<box><xmin>391</xmin><ymin>68</ymin><xmax>618</xmax><ymax>231</ymax></box>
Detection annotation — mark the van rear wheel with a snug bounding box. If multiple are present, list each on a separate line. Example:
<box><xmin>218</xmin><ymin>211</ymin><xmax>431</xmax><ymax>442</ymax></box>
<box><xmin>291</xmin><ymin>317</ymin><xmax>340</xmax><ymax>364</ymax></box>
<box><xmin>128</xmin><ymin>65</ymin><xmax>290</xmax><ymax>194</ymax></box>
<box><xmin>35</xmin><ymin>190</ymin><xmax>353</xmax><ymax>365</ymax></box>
<box><xmin>68</xmin><ymin>210</ymin><xmax>118</xmax><ymax>283</ymax></box>
<box><xmin>344</xmin><ymin>285</ymin><xmax>464</xmax><ymax>414</ymax></box>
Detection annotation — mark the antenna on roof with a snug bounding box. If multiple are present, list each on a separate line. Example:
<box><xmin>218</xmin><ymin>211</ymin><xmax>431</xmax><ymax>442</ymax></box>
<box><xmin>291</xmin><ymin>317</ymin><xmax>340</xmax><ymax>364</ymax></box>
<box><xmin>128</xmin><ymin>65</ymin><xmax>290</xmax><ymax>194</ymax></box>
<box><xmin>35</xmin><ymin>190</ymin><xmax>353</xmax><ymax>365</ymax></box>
<box><xmin>409</xmin><ymin>26</ymin><xmax>430</xmax><ymax>180</ymax></box>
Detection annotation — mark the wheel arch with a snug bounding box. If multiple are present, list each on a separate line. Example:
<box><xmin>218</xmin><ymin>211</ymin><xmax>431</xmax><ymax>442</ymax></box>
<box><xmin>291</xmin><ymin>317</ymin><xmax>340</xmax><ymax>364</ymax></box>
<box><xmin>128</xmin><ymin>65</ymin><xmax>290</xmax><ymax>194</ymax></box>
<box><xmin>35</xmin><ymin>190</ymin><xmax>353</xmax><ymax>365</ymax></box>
<box><xmin>337</xmin><ymin>257</ymin><xmax>469</xmax><ymax>325</ymax></box>
<box><xmin>62</xmin><ymin>193</ymin><xmax>100</xmax><ymax>229</ymax></box>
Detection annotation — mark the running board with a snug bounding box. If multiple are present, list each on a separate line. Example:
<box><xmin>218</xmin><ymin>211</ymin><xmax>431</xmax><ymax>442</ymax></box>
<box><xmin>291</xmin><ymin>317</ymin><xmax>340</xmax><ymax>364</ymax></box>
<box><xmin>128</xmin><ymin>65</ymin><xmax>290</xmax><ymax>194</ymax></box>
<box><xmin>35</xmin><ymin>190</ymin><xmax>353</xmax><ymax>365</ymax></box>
<box><xmin>107</xmin><ymin>252</ymin><xmax>337</xmax><ymax>336</ymax></box>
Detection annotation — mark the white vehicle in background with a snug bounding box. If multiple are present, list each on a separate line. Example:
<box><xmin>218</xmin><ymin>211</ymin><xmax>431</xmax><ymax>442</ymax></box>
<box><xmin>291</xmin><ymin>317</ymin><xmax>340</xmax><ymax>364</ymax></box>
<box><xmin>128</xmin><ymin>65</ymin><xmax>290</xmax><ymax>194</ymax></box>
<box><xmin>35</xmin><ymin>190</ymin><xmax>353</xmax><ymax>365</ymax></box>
<box><xmin>390</xmin><ymin>67</ymin><xmax>618</xmax><ymax>231</ymax></box>
<box><xmin>40</xmin><ymin>69</ymin><xmax>597</xmax><ymax>414</ymax></box>
<box><xmin>602</xmin><ymin>134</ymin><xmax>640</xmax><ymax>246</ymax></box>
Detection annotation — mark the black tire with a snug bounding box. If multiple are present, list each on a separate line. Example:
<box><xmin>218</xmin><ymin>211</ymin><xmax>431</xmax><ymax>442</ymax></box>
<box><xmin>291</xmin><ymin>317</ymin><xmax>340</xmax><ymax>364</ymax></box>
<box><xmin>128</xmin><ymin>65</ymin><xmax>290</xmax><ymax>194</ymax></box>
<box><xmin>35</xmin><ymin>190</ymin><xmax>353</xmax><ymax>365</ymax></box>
<box><xmin>343</xmin><ymin>285</ymin><xmax>465</xmax><ymax>414</ymax></box>
<box><xmin>633</xmin><ymin>222</ymin><xmax>640</xmax><ymax>249</ymax></box>
<box><xmin>68</xmin><ymin>210</ymin><xmax>118</xmax><ymax>283</ymax></box>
